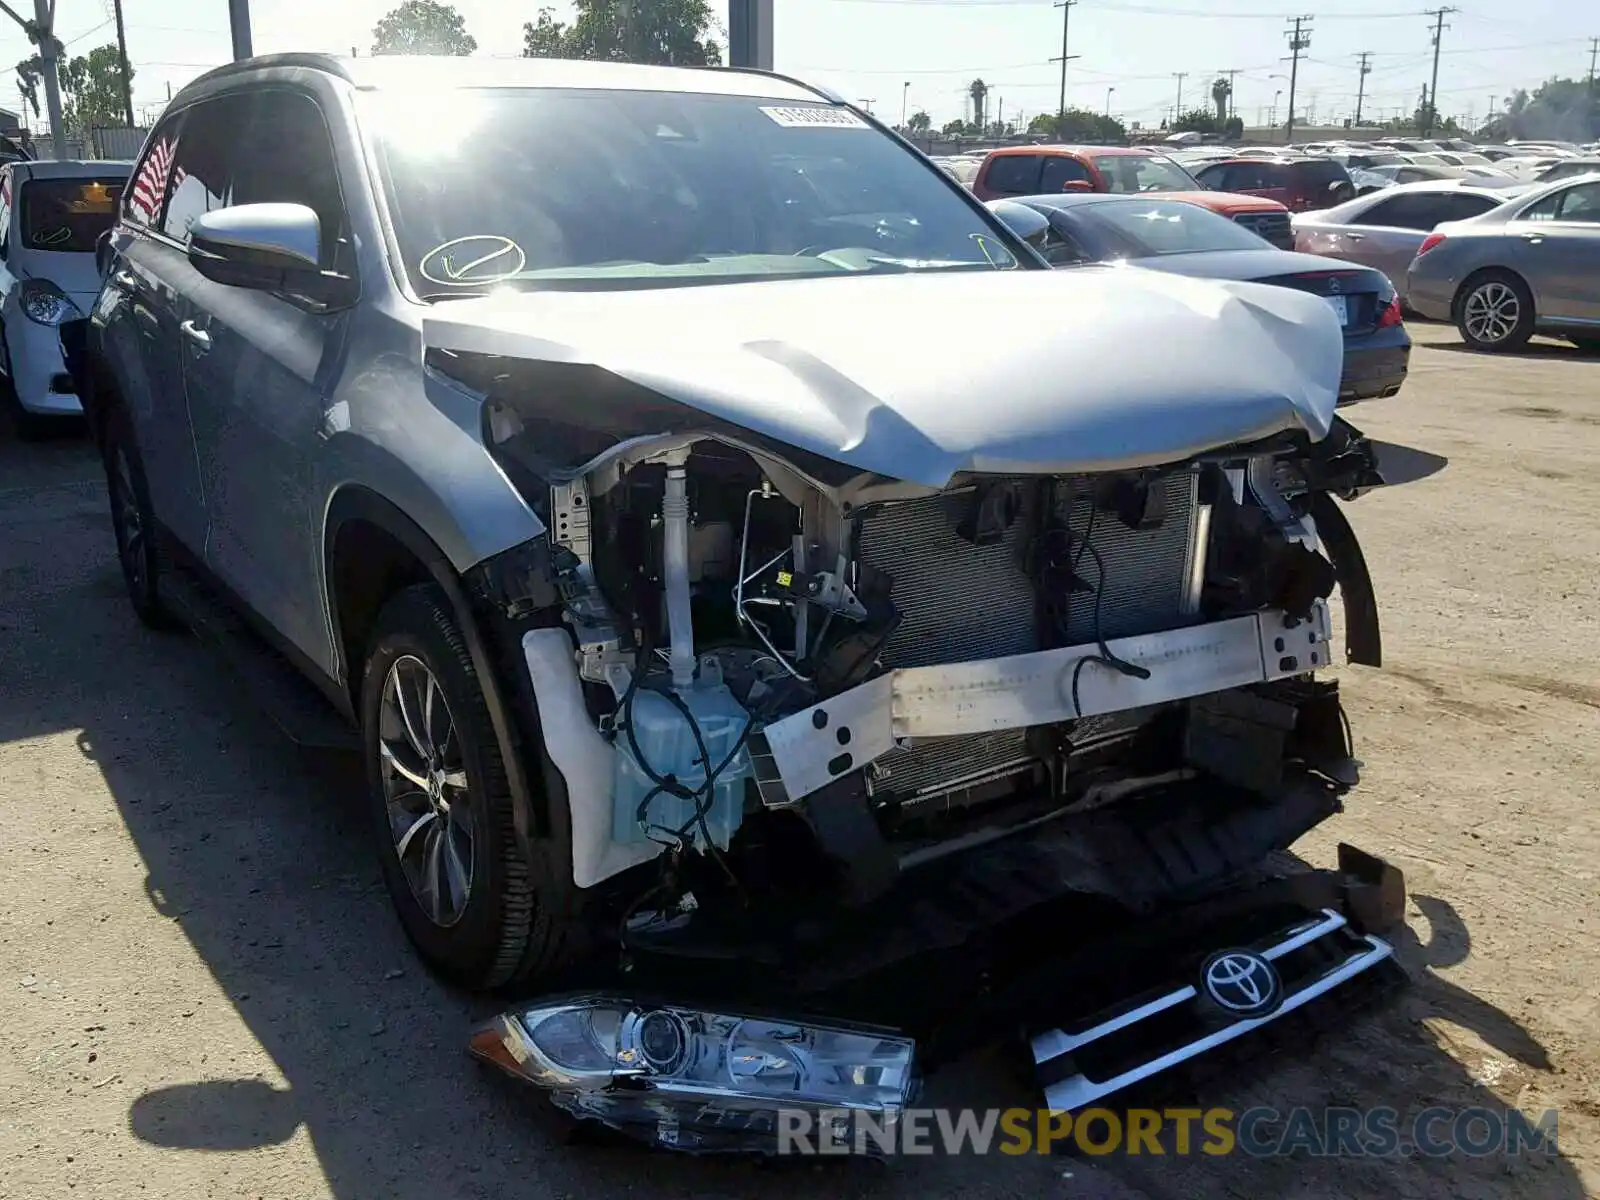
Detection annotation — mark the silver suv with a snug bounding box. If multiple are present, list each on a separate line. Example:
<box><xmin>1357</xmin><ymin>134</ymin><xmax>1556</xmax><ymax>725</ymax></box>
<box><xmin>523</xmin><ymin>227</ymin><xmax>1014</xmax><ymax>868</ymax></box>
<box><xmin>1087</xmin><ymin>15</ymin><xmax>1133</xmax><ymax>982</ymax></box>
<box><xmin>85</xmin><ymin>55</ymin><xmax>1415</xmax><ymax>1118</ymax></box>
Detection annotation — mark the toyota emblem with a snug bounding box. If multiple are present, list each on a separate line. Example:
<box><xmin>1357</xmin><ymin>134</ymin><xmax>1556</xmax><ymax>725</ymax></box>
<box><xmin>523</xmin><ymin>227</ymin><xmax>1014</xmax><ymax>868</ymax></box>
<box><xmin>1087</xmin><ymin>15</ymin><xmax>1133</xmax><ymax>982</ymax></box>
<box><xmin>1200</xmin><ymin>950</ymin><xmax>1282</xmax><ymax>1017</ymax></box>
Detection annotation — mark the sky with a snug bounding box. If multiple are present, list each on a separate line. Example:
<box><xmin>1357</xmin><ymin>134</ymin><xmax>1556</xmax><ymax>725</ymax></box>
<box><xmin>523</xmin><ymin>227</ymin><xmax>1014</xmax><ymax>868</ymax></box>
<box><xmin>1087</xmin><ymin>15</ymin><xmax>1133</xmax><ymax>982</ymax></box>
<box><xmin>1</xmin><ymin>0</ymin><xmax>1591</xmax><ymax>133</ymax></box>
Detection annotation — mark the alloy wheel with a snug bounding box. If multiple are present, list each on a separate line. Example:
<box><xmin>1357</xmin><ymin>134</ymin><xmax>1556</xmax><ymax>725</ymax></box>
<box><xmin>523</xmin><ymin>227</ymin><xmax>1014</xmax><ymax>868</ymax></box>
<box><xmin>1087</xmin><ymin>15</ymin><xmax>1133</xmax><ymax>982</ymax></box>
<box><xmin>378</xmin><ymin>655</ymin><xmax>475</xmax><ymax>927</ymax></box>
<box><xmin>1463</xmin><ymin>281</ymin><xmax>1519</xmax><ymax>345</ymax></box>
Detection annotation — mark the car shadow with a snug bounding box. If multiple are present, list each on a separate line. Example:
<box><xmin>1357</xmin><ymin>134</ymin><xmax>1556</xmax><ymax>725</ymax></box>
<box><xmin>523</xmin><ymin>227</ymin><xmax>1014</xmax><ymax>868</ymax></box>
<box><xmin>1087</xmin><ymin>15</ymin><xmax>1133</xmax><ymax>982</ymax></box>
<box><xmin>1429</xmin><ymin>338</ymin><xmax>1596</xmax><ymax>361</ymax></box>
<box><xmin>0</xmin><ymin>432</ymin><xmax>1588</xmax><ymax>1199</ymax></box>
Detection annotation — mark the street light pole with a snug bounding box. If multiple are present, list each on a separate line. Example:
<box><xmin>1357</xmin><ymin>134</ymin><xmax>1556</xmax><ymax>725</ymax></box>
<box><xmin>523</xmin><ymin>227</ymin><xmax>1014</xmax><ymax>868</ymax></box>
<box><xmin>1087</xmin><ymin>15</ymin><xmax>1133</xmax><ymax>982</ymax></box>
<box><xmin>1105</xmin><ymin>86</ymin><xmax>1115</xmax><ymax>119</ymax></box>
<box><xmin>901</xmin><ymin>81</ymin><xmax>910</xmax><ymax>129</ymax></box>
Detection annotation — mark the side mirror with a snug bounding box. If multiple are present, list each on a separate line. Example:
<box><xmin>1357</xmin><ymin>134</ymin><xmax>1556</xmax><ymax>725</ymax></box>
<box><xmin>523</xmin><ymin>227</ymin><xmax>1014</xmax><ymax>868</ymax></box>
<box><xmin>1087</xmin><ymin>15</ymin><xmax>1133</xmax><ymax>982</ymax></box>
<box><xmin>95</xmin><ymin>229</ymin><xmax>113</xmax><ymax>281</ymax></box>
<box><xmin>1329</xmin><ymin>180</ymin><xmax>1355</xmax><ymax>203</ymax></box>
<box><xmin>187</xmin><ymin>203</ymin><xmax>353</xmax><ymax>306</ymax></box>
<box><xmin>984</xmin><ymin>199</ymin><xmax>1052</xmax><ymax>252</ymax></box>
<box><xmin>1061</xmin><ymin>179</ymin><xmax>1095</xmax><ymax>193</ymax></box>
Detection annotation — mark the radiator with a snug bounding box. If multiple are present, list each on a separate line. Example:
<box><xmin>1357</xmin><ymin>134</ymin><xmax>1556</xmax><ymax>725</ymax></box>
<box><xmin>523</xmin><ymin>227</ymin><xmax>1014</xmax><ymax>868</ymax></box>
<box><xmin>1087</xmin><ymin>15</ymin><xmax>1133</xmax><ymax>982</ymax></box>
<box><xmin>854</xmin><ymin>474</ymin><xmax>1202</xmax><ymax>809</ymax></box>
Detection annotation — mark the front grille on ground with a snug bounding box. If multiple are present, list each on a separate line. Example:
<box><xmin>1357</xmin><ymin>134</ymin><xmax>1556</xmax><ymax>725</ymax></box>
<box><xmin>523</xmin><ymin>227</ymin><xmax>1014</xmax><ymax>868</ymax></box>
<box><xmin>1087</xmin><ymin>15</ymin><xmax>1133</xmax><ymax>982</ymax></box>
<box><xmin>853</xmin><ymin>476</ymin><xmax>1201</xmax><ymax>809</ymax></box>
<box><xmin>1032</xmin><ymin>908</ymin><xmax>1395</xmax><ymax>1111</ymax></box>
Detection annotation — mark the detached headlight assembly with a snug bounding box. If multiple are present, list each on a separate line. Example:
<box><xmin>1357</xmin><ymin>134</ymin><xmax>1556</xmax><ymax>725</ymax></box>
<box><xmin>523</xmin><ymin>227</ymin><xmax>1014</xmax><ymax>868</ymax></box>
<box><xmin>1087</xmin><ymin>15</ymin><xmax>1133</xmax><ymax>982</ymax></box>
<box><xmin>470</xmin><ymin>994</ymin><xmax>917</xmax><ymax>1154</ymax></box>
<box><xmin>20</xmin><ymin>279</ymin><xmax>83</xmax><ymax>327</ymax></box>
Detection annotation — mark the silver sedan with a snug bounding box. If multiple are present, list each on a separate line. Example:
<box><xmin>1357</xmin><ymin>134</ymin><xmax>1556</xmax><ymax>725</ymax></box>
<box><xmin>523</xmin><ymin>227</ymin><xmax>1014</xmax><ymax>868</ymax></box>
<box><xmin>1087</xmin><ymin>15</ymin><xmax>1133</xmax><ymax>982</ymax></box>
<box><xmin>1292</xmin><ymin>180</ymin><xmax>1528</xmax><ymax>290</ymax></box>
<box><xmin>1405</xmin><ymin>174</ymin><xmax>1600</xmax><ymax>352</ymax></box>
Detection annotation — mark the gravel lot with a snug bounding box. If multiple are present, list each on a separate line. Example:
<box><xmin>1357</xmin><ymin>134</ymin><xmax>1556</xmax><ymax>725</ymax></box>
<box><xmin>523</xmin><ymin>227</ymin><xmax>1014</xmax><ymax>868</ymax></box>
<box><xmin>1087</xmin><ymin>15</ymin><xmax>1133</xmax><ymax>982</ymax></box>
<box><xmin>2</xmin><ymin>323</ymin><xmax>1597</xmax><ymax>1199</ymax></box>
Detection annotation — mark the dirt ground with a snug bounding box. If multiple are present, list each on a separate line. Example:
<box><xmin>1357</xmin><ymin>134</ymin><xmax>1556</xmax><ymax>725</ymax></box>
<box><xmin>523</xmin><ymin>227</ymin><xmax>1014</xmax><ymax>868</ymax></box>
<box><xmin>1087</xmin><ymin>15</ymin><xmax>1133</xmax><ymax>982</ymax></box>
<box><xmin>1</xmin><ymin>322</ymin><xmax>1597</xmax><ymax>1199</ymax></box>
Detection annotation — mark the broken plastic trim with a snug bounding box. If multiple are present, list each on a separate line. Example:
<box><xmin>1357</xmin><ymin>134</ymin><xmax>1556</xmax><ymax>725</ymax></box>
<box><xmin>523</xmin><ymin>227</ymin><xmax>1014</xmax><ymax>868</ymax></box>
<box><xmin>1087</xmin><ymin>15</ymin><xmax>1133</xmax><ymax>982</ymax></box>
<box><xmin>470</xmin><ymin>995</ymin><xmax>917</xmax><ymax>1155</ymax></box>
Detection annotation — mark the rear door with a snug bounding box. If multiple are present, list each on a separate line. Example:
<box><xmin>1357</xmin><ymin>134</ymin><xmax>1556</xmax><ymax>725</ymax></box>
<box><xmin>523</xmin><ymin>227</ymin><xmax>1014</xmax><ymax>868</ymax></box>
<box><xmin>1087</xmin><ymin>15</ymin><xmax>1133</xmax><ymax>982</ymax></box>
<box><xmin>180</xmin><ymin>86</ymin><xmax>357</xmax><ymax>660</ymax></box>
<box><xmin>1507</xmin><ymin>181</ymin><xmax>1600</xmax><ymax>323</ymax></box>
<box><xmin>976</xmin><ymin>154</ymin><xmax>1042</xmax><ymax>200</ymax></box>
<box><xmin>1338</xmin><ymin>191</ymin><xmax>1464</xmax><ymax>283</ymax></box>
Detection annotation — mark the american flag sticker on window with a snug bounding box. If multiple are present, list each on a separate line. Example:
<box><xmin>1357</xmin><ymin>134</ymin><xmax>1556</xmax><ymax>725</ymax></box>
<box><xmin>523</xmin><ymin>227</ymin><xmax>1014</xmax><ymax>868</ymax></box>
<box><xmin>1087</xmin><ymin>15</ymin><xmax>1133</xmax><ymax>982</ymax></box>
<box><xmin>129</xmin><ymin>135</ymin><xmax>184</xmax><ymax>225</ymax></box>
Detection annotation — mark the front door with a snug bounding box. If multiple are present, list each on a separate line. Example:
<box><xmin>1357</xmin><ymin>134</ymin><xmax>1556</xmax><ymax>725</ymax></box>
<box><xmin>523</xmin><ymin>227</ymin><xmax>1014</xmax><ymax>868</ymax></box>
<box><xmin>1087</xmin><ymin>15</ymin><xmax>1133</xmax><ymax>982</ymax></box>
<box><xmin>180</xmin><ymin>86</ymin><xmax>356</xmax><ymax>663</ymax></box>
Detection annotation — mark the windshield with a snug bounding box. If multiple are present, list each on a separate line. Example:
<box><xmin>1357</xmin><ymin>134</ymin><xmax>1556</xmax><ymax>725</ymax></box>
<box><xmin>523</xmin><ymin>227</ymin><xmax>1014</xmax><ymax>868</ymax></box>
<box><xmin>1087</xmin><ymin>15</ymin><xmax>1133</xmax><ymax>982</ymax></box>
<box><xmin>1090</xmin><ymin>154</ymin><xmax>1200</xmax><ymax>194</ymax></box>
<box><xmin>18</xmin><ymin>177</ymin><xmax>125</xmax><ymax>252</ymax></box>
<box><xmin>363</xmin><ymin>87</ymin><xmax>1019</xmax><ymax>296</ymax></box>
<box><xmin>1072</xmin><ymin>199</ymin><xmax>1271</xmax><ymax>256</ymax></box>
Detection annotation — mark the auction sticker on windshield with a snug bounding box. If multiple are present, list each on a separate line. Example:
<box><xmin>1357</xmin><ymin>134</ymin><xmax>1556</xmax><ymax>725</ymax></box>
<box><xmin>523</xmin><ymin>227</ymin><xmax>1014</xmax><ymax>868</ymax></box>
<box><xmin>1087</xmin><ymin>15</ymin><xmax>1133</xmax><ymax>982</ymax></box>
<box><xmin>760</xmin><ymin>106</ymin><xmax>871</xmax><ymax>130</ymax></box>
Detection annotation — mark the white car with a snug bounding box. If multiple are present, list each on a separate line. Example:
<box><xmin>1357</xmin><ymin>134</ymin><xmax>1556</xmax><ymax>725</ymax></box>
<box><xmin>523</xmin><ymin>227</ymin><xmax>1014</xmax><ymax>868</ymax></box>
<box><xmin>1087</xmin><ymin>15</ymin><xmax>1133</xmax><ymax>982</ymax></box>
<box><xmin>0</xmin><ymin>158</ymin><xmax>132</xmax><ymax>434</ymax></box>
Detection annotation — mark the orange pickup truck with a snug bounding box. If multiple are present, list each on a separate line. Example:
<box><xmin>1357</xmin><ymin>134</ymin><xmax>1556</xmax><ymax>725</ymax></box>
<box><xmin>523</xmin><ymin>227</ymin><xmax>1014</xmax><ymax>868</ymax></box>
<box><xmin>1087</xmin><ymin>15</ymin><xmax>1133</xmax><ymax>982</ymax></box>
<box><xmin>971</xmin><ymin>144</ymin><xmax>1295</xmax><ymax>250</ymax></box>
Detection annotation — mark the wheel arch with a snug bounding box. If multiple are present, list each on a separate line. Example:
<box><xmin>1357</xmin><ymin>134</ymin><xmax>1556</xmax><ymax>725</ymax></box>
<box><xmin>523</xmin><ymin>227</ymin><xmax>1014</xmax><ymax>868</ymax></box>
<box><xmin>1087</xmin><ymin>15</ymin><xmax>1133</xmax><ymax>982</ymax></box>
<box><xmin>323</xmin><ymin>484</ymin><xmax>545</xmax><ymax>851</ymax></box>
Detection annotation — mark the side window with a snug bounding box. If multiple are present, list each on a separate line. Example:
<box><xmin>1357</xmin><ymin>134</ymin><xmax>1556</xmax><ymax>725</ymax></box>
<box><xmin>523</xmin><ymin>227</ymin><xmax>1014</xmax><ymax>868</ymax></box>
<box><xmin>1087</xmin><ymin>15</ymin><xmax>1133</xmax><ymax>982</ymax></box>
<box><xmin>231</xmin><ymin>89</ymin><xmax>352</xmax><ymax>271</ymax></box>
<box><xmin>983</xmin><ymin>155</ymin><xmax>1041</xmax><ymax>197</ymax></box>
<box><xmin>0</xmin><ymin>167</ymin><xmax>12</xmax><ymax>254</ymax></box>
<box><xmin>1520</xmin><ymin>190</ymin><xmax>1564</xmax><ymax>222</ymax></box>
<box><xmin>1444</xmin><ymin>193</ymin><xmax>1498</xmax><ymax>221</ymax></box>
<box><xmin>1222</xmin><ymin>163</ymin><xmax>1264</xmax><ymax>191</ymax></box>
<box><xmin>1352</xmin><ymin>194</ymin><xmax>1445</xmax><ymax>230</ymax></box>
<box><xmin>1039</xmin><ymin>218</ymin><xmax>1091</xmax><ymax>265</ymax></box>
<box><xmin>1194</xmin><ymin>163</ymin><xmax>1225</xmax><ymax>188</ymax></box>
<box><xmin>162</xmin><ymin>95</ymin><xmax>251</xmax><ymax>242</ymax></box>
<box><xmin>1039</xmin><ymin>156</ymin><xmax>1092</xmax><ymax>193</ymax></box>
<box><xmin>1553</xmin><ymin>182</ymin><xmax>1600</xmax><ymax>223</ymax></box>
<box><xmin>124</xmin><ymin>111</ymin><xmax>184</xmax><ymax>229</ymax></box>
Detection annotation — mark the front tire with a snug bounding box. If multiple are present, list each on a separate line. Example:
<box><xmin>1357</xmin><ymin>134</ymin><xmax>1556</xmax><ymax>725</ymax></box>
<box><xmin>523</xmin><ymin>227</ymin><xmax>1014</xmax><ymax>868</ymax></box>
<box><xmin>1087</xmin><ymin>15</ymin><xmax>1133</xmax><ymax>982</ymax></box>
<box><xmin>101</xmin><ymin>408</ymin><xmax>175</xmax><ymax>629</ymax></box>
<box><xmin>360</xmin><ymin>584</ymin><xmax>575</xmax><ymax>990</ymax></box>
<box><xmin>1455</xmin><ymin>270</ymin><xmax>1534</xmax><ymax>352</ymax></box>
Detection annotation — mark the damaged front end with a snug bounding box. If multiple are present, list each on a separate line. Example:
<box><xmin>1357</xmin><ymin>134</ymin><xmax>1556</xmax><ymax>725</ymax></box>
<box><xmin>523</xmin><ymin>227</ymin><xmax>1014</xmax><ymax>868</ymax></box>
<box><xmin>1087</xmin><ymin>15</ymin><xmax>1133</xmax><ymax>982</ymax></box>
<box><xmin>443</xmin><ymin>334</ymin><xmax>1437</xmax><ymax>1151</ymax></box>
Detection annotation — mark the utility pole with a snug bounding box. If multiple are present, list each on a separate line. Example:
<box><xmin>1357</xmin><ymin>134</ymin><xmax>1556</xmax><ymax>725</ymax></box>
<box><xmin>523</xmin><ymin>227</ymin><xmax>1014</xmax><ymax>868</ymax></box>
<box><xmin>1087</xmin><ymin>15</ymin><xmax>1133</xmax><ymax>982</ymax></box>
<box><xmin>1172</xmin><ymin>71</ymin><xmax>1187</xmax><ymax>120</ymax></box>
<box><xmin>1283</xmin><ymin>15</ymin><xmax>1311</xmax><ymax>144</ymax></box>
<box><xmin>901</xmin><ymin>80</ymin><xmax>910</xmax><ymax>129</ymax></box>
<box><xmin>111</xmin><ymin>0</ymin><xmax>135</xmax><ymax>126</ymax></box>
<box><xmin>228</xmin><ymin>0</ymin><xmax>254</xmax><ymax>60</ymax></box>
<box><xmin>1354</xmin><ymin>51</ymin><xmax>1372</xmax><ymax>127</ymax></box>
<box><xmin>0</xmin><ymin>0</ymin><xmax>69</xmax><ymax>158</ymax></box>
<box><xmin>1423</xmin><ymin>7</ymin><xmax>1456</xmax><ymax>138</ymax></box>
<box><xmin>1588</xmin><ymin>36</ymin><xmax>1598</xmax><ymax>89</ymax></box>
<box><xmin>1053</xmin><ymin>0</ymin><xmax>1078</xmax><ymax>134</ymax></box>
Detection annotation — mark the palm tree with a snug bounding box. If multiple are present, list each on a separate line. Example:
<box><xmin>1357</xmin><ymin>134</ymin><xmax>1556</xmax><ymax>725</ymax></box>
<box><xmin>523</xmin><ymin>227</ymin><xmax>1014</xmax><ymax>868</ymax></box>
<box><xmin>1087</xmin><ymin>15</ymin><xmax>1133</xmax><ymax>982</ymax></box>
<box><xmin>1212</xmin><ymin>76</ymin><xmax>1231</xmax><ymax>124</ymax></box>
<box><xmin>969</xmin><ymin>78</ymin><xmax>989</xmax><ymax>133</ymax></box>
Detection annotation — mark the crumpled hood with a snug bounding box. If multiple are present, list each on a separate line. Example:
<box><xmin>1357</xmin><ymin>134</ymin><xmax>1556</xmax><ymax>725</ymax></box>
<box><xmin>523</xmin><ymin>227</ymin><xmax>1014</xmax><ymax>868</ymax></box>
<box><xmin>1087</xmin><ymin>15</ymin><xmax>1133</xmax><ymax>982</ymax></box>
<box><xmin>422</xmin><ymin>266</ymin><xmax>1343</xmax><ymax>488</ymax></box>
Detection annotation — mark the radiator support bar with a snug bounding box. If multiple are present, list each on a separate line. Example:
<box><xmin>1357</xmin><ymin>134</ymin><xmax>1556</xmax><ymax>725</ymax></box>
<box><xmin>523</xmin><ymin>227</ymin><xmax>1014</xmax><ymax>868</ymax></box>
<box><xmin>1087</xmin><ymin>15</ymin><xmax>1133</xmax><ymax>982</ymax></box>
<box><xmin>753</xmin><ymin>601</ymin><xmax>1332</xmax><ymax>805</ymax></box>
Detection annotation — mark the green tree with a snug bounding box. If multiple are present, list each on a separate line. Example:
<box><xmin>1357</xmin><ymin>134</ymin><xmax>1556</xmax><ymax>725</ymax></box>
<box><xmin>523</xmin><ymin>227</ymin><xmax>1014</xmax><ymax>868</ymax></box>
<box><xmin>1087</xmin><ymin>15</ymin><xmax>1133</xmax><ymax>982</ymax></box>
<box><xmin>1499</xmin><ymin>77</ymin><xmax>1599</xmax><ymax>142</ymax></box>
<box><xmin>968</xmin><ymin>78</ymin><xmax>989</xmax><ymax>131</ymax></box>
<box><xmin>1028</xmin><ymin>107</ymin><xmax>1126</xmax><ymax>143</ymax></box>
<box><xmin>522</xmin><ymin>1</ymin><xmax>721</xmax><ymax>66</ymax></box>
<box><xmin>30</xmin><ymin>45</ymin><xmax>134</xmax><ymax>134</ymax></box>
<box><xmin>941</xmin><ymin>118</ymin><xmax>972</xmax><ymax>136</ymax></box>
<box><xmin>1222</xmin><ymin>114</ymin><xmax>1244</xmax><ymax>140</ymax></box>
<box><xmin>907</xmin><ymin>110</ymin><xmax>931</xmax><ymax>134</ymax></box>
<box><xmin>1170</xmin><ymin>108</ymin><xmax>1218</xmax><ymax>135</ymax></box>
<box><xmin>372</xmin><ymin>0</ymin><xmax>478</xmax><ymax>56</ymax></box>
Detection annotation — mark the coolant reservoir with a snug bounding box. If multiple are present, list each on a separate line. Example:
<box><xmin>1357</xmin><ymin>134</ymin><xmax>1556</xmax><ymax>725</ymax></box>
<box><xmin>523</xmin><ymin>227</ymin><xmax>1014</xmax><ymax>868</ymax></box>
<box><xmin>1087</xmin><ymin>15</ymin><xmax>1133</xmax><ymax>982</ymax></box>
<box><xmin>612</xmin><ymin>680</ymin><xmax>753</xmax><ymax>849</ymax></box>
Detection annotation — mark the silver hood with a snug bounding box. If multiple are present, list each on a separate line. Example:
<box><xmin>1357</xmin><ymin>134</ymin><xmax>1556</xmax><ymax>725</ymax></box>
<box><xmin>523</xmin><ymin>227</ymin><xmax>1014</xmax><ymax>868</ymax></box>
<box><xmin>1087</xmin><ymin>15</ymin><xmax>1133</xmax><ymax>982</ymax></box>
<box><xmin>421</xmin><ymin>266</ymin><xmax>1343</xmax><ymax>488</ymax></box>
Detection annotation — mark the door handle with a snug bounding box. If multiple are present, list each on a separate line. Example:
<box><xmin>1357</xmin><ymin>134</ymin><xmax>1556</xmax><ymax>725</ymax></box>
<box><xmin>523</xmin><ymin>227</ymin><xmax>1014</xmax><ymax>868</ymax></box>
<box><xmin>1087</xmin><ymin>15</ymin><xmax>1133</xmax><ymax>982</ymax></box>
<box><xmin>1345</xmin><ymin>232</ymin><xmax>1365</xmax><ymax>240</ymax></box>
<box><xmin>1521</xmin><ymin>232</ymin><xmax>1544</xmax><ymax>243</ymax></box>
<box><xmin>110</xmin><ymin>269</ymin><xmax>138</xmax><ymax>290</ymax></box>
<box><xmin>179</xmin><ymin>319</ymin><xmax>212</xmax><ymax>352</ymax></box>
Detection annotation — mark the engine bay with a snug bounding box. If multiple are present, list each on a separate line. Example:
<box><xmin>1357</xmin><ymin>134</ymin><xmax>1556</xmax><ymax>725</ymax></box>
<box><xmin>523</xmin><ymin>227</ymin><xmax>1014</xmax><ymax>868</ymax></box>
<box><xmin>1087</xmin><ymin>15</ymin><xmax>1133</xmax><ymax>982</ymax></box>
<box><xmin>473</xmin><ymin>382</ymin><xmax>1382</xmax><ymax>942</ymax></box>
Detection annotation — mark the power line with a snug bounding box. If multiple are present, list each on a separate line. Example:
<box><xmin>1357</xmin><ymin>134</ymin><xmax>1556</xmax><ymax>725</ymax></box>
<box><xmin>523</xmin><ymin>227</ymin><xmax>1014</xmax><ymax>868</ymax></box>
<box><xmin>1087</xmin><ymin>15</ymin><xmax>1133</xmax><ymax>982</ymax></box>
<box><xmin>1284</xmin><ymin>15</ymin><xmax>1311</xmax><ymax>142</ymax></box>
<box><xmin>1424</xmin><ymin>7</ymin><xmax>1457</xmax><ymax>137</ymax></box>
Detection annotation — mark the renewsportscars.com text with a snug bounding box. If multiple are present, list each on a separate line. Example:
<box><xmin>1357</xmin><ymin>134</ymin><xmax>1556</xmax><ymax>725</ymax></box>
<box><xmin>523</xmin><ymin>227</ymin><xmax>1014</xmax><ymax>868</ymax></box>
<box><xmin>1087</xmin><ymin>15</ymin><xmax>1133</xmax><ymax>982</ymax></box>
<box><xmin>777</xmin><ymin>1105</ymin><xmax>1560</xmax><ymax>1158</ymax></box>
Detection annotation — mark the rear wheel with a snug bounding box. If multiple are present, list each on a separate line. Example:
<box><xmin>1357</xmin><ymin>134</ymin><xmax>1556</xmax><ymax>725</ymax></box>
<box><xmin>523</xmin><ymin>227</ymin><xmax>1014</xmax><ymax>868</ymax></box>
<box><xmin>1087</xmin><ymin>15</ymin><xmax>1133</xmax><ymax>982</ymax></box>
<box><xmin>360</xmin><ymin>584</ymin><xmax>577</xmax><ymax>990</ymax></box>
<box><xmin>1455</xmin><ymin>270</ymin><xmax>1534</xmax><ymax>352</ymax></box>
